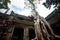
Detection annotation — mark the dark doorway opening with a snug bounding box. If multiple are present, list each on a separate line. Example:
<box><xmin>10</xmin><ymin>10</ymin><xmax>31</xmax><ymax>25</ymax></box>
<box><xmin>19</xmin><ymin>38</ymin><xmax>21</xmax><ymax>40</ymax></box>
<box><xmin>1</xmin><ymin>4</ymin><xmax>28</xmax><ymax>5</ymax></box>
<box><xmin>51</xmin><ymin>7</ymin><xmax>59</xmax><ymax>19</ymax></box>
<box><xmin>29</xmin><ymin>29</ymin><xmax>35</xmax><ymax>40</ymax></box>
<box><xmin>12</xmin><ymin>27</ymin><xmax>24</xmax><ymax>40</ymax></box>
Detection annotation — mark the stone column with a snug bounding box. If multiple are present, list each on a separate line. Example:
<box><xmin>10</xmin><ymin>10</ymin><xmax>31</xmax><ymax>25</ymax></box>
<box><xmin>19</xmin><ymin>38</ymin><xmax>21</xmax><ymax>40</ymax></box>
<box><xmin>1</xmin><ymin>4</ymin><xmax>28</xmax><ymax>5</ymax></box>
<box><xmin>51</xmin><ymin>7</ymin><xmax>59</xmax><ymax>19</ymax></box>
<box><xmin>23</xmin><ymin>28</ymin><xmax>29</xmax><ymax>40</ymax></box>
<box><xmin>7</xmin><ymin>25</ymin><xmax>15</xmax><ymax>40</ymax></box>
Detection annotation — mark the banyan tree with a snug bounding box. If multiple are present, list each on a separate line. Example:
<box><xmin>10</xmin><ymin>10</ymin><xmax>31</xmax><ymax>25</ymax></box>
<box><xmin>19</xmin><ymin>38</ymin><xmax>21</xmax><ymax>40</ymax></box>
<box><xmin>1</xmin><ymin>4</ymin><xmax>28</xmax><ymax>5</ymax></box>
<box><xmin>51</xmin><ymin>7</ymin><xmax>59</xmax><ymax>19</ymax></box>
<box><xmin>25</xmin><ymin>0</ymin><xmax>60</xmax><ymax>40</ymax></box>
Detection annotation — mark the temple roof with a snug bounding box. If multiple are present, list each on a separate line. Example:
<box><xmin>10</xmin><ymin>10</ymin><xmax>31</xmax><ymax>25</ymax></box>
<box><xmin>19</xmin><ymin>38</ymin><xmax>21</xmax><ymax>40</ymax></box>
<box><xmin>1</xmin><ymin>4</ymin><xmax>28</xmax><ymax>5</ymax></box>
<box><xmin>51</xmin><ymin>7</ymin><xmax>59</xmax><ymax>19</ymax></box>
<box><xmin>0</xmin><ymin>12</ymin><xmax>34</xmax><ymax>28</ymax></box>
<box><xmin>45</xmin><ymin>9</ymin><xmax>60</xmax><ymax>25</ymax></box>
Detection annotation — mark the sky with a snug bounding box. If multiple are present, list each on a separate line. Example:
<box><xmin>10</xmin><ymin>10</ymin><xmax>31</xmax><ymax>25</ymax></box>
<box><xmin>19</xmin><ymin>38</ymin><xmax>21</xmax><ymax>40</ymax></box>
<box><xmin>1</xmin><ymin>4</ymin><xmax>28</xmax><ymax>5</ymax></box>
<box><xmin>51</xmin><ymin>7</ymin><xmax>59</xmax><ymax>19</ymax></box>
<box><xmin>0</xmin><ymin>0</ymin><xmax>55</xmax><ymax>18</ymax></box>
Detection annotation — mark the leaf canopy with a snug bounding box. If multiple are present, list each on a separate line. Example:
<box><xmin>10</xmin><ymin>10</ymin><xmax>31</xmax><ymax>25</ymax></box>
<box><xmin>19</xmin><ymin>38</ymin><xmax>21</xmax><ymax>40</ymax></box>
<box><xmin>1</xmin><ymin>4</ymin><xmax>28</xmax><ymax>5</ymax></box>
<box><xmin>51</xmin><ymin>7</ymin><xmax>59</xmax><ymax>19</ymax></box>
<box><xmin>0</xmin><ymin>0</ymin><xmax>10</xmax><ymax>9</ymax></box>
<box><xmin>43</xmin><ymin>0</ymin><xmax>60</xmax><ymax>9</ymax></box>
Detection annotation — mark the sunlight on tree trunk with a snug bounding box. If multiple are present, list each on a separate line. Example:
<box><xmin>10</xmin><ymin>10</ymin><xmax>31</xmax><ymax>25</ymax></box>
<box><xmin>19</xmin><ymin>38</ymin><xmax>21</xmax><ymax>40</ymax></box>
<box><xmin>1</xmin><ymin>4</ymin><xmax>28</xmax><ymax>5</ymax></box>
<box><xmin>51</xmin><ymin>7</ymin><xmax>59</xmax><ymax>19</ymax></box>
<box><xmin>25</xmin><ymin>0</ymin><xmax>60</xmax><ymax>40</ymax></box>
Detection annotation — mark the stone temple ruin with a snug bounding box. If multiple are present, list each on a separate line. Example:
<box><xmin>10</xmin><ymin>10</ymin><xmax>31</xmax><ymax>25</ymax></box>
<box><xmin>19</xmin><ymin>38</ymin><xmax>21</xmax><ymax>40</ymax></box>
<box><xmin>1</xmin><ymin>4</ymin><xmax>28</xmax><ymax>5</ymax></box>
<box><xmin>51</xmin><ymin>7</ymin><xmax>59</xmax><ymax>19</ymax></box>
<box><xmin>0</xmin><ymin>9</ymin><xmax>60</xmax><ymax>40</ymax></box>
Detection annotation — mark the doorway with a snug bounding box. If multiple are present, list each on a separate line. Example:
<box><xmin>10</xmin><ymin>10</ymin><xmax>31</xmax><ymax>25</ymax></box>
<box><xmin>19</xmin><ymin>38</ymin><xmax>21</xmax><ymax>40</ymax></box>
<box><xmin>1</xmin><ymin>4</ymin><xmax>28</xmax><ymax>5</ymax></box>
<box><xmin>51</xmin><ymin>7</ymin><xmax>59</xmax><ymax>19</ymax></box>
<box><xmin>29</xmin><ymin>29</ymin><xmax>35</xmax><ymax>40</ymax></box>
<box><xmin>12</xmin><ymin>27</ymin><xmax>24</xmax><ymax>40</ymax></box>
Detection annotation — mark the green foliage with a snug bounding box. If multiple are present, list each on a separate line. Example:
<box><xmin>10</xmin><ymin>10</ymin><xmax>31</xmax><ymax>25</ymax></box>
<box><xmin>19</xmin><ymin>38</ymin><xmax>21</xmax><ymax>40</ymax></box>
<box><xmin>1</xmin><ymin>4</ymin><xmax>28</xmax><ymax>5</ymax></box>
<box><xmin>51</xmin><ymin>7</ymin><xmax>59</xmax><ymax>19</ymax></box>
<box><xmin>0</xmin><ymin>0</ymin><xmax>10</xmax><ymax>9</ymax></box>
<box><xmin>25</xmin><ymin>0</ymin><xmax>40</xmax><ymax>9</ymax></box>
<box><xmin>28</xmin><ymin>0</ymin><xmax>34</xmax><ymax>3</ymax></box>
<box><xmin>43</xmin><ymin>0</ymin><xmax>60</xmax><ymax>9</ymax></box>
